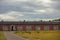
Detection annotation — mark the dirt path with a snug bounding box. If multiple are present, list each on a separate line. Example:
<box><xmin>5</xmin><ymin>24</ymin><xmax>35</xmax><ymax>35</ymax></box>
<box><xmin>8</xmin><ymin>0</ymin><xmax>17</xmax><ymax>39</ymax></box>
<box><xmin>4</xmin><ymin>31</ymin><xmax>29</xmax><ymax>40</ymax></box>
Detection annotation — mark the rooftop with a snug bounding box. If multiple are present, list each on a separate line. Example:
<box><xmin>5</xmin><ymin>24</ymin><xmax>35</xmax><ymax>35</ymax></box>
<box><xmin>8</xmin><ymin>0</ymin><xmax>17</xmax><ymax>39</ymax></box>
<box><xmin>0</xmin><ymin>21</ymin><xmax>60</xmax><ymax>24</ymax></box>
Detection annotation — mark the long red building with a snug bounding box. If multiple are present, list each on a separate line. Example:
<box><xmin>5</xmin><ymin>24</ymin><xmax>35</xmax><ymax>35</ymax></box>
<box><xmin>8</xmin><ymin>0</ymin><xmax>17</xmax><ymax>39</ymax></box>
<box><xmin>0</xmin><ymin>21</ymin><xmax>60</xmax><ymax>31</ymax></box>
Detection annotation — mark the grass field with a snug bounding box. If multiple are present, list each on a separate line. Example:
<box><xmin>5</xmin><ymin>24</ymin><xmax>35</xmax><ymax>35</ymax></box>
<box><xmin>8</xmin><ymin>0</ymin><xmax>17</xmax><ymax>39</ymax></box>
<box><xmin>15</xmin><ymin>30</ymin><xmax>60</xmax><ymax>40</ymax></box>
<box><xmin>0</xmin><ymin>31</ymin><xmax>6</xmax><ymax>40</ymax></box>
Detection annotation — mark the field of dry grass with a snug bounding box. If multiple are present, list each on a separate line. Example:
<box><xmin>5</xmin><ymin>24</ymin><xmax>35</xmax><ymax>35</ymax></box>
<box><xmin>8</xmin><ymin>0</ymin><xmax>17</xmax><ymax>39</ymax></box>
<box><xmin>0</xmin><ymin>31</ymin><xmax>6</xmax><ymax>40</ymax></box>
<box><xmin>15</xmin><ymin>30</ymin><xmax>60</xmax><ymax>40</ymax></box>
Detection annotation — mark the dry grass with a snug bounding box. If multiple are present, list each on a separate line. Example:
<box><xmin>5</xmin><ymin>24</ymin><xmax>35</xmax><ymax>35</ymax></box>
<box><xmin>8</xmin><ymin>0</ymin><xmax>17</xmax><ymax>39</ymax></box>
<box><xmin>15</xmin><ymin>30</ymin><xmax>60</xmax><ymax>40</ymax></box>
<box><xmin>0</xmin><ymin>31</ymin><xmax>6</xmax><ymax>40</ymax></box>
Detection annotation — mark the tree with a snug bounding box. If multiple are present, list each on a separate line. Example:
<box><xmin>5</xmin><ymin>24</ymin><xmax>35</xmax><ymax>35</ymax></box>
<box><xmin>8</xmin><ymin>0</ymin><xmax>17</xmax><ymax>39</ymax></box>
<box><xmin>53</xmin><ymin>19</ymin><xmax>60</xmax><ymax>21</ymax></box>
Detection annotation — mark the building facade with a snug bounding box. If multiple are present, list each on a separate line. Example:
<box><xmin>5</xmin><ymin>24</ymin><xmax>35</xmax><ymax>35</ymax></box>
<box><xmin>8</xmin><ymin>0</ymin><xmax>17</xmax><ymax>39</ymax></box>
<box><xmin>0</xmin><ymin>21</ymin><xmax>60</xmax><ymax>31</ymax></box>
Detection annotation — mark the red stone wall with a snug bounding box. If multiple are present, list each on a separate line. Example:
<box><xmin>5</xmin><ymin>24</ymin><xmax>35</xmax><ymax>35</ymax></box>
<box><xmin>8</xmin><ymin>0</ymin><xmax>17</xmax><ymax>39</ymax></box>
<box><xmin>0</xmin><ymin>24</ymin><xmax>60</xmax><ymax>31</ymax></box>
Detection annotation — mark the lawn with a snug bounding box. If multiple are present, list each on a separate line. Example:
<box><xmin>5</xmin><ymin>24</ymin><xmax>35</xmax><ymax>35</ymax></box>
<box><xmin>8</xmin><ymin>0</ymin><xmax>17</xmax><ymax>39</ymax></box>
<box><xmin>0</xmin><ymin>31</ymin><xmax>6</xmax><ymax>40</ymax></box>
<box><xmin>15</xmin><ymin>30</ymin><xmax>60</xmax><ymax>40</ymax></box>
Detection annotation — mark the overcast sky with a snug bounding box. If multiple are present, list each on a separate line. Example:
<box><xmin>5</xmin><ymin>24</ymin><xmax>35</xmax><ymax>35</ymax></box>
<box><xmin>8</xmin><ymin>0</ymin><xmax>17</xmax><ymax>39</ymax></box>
<box><xmin>0</xmin><ymin>0</ymin><xmax>60</xmax><ymax>21</ymax></box>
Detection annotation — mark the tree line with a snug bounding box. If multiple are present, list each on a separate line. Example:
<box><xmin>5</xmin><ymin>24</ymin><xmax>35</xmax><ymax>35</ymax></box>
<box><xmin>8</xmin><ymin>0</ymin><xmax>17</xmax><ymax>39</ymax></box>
<box><xmin>53</xmin><ymin>19</ymin><xmax>60</xmax><ymax>21</ymax></box>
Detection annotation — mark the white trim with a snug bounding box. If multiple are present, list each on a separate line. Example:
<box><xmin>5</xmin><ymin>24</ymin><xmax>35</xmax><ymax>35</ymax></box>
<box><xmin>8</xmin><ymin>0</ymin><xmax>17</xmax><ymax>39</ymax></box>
<box><xmin>35</xmin><ymin>26</ymin><xmax>40</xmax><ymax>30</ymax></box>
<box><xmin>3</xmin><ymin>26</ymin><xmax>8</xmax><ymax>31</ymax></box>
<box><xmin>10</xmin><ymin>25</ymin><xmax>16</xmax><ymax>31</ymax></box>
<box><xmin>53</xmin><ymin>26</ymin><xmax>58</xmax><ymax>30</ymax></box>
<box><xmin>44</xmin><ymin>26</ymin><xmax>49</xmax><ymax>30</ymax></box>
<box><xmin>26</xmin><ymin>26</ymin><xmax>32</xmax><ymax>30</ymax></box>
<box><xmin>17</xmin><ymin>26</ymin><xmax>23</xmax><ymax>30</ymax></box>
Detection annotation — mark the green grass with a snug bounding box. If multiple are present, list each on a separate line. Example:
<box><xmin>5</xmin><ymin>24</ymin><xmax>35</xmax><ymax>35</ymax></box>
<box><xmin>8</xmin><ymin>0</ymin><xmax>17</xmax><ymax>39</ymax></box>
<box><xmin>15</xmin><ymin>30</ymin><xmax>60</xmax><ymax>40</ymax></box>
<box><xmin>0</xmin><ymin>31</ymin><xmax>6</xmax><ymax>40</ymax></box>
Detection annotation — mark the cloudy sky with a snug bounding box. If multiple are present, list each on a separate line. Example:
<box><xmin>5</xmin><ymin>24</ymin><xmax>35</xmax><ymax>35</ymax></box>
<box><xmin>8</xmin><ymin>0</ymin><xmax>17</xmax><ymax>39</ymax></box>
<box><xmin>0</xmin><ymin>0</ymin><xmax>60</xmax><ymax>21</ymax></box>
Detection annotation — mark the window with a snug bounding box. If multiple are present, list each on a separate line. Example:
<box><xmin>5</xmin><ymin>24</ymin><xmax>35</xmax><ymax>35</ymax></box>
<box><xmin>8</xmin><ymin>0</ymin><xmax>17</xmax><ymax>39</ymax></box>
<box><xmin>53</xmin><ymin>26</ymin><xmax>58</xmax><ymax>30</ymax></box>
<box><xmin>35</xmin><ymin>26</ymin><xmax>40</xmax><ymax>30</ymax></box>
<box><xmin>44</xmin><ymin>26</ymin><xmax>49</xmax><ymax>30</ymax></box>
<box><xmin>17</xmin><ymin>26</ymin><xmax>23</xmax><ymax>30</ymax></box>
<box><xmin>26</xmin><ymin>26</ymin><xmax>32</xmax><ymax>30</ymax></box>
<box><xmin>3</xmin><ymin>26</ymin><xmax>8</xmax><ymax>31</ymax></box>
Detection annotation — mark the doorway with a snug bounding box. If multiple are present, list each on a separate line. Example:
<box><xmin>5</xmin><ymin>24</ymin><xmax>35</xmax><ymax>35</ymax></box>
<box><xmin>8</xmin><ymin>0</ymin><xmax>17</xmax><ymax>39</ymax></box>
<box><xmin>11</xmin><ymin>26</ymin><xmax>13</xmax><ymax>31</ymax></box>
<box><xmin>10</xmin><ymin>25</ymin><xmax>16</xmax><ymax>31</ymax></box>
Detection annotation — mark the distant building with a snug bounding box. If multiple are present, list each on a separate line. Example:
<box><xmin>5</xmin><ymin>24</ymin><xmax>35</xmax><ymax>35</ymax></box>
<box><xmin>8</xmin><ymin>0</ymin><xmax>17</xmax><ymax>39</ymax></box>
<box><xmin>0</xmin><ymin>21</ymin><xmax>60</xmax><ymax>31</ymax></box>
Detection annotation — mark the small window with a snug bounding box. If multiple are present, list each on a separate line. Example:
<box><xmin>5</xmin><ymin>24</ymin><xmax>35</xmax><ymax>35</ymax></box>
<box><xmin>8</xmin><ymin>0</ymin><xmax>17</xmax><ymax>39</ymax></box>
<box><xmin>35</xmin><ymin>26</ymin><xmax>40</xmax><ymax>30</ymax></box>
<box><xmin>17</xmin><ymin>26</ymin><xmax>23</xmax><ymax>30</ymax></box>
<box><xmin>26</xmin><ymin>26</ymin><xmax>32</xmax><ymax>30</ymax></box>
<box><xmin>44</xmin><ymin>26</ymin><xmax>49</xmax><ymax>30</ymax></box>
<box><xmin>3</xmin><ymin>26</ymin><xmax>8</xmax><ymax>31</ymax></box>
<box><xmin>53</xmin><ymin>26</ymin><xmax>58</xmax><ymax>30</ymax></box>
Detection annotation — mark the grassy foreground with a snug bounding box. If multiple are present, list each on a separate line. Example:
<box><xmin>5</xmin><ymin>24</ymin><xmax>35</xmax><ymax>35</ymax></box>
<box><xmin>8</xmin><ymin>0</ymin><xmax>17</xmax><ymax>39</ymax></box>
<box><xmin>15</xmin><ymin>30</ymin><xmax>60</xmax><ymax>40</ymax></box>
<box><xmin>0</xmin><ymin>31</ymin><xmax>6</xmax><ymax>40</ymax></box>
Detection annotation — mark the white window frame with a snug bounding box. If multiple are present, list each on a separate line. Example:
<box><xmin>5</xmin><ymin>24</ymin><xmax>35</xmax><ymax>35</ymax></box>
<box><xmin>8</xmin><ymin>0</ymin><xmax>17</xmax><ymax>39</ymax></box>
<box><xmin>53</xmin><ymin>26</ymin><xmax>58</xmax><ymax>30</ymax></box>
<box><xmin>17</xmin><ymin>26</ymin><xmax>23</xmax><ymax>30</ymax></box>
<box><xmin>44</xmin><ymin>26</ymin><xmax>49</xmax><ymax>30</ymax></box>
<box><xmin>26</xmin><ymin>26</ymin><xmax>32</xmax><ymax>30</ymax></box>
<box><xmin>10</xmin><ymin>25</ymin><xmax>16</xmax><ymax>31</ymax></box>
<box><xmin>35</xmin><ymin>26</ymin><xmax>40</xmax><ymax>30</ymax></box>
<box><xmin>3</xmin><ymin>26</ymin><xmax>8</xmax><ymax>31</ymax></box>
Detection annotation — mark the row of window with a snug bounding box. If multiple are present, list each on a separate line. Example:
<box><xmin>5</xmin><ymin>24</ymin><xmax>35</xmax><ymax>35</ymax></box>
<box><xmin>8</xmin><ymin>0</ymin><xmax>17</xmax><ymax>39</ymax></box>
<box><xmin>17</xmin><ymin>26</ymin><xmax>59</xmax><ymax>30</ymax></box>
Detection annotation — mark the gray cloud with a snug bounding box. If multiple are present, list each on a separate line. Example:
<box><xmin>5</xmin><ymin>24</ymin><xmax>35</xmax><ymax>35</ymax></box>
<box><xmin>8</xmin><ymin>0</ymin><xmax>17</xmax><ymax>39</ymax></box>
<box><xmin>0</xmin><ymin>0</ymin><xmax>60</xmax><ymax>21</ymax></box>
<box><xmin>50</xmin><ymin>0</ymin><xmax>60</xmax><ymax>10</ymax></box>
<box><xmin>19</xmin><ymin>13</ymin><xmax>60</xmax><ymax>19</ymax></box>
<box><xmin>0</xmin><ymin>0</ymin><xmax>48</xmax><ymax>13</ymax></box>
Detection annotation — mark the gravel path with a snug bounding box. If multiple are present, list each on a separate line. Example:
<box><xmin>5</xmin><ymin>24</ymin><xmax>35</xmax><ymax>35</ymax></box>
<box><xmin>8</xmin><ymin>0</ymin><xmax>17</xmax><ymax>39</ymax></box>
<box><xmin>4</xmin><ymin>31</ymin><xmax>29</xmax><ymax>40</ymax></box>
